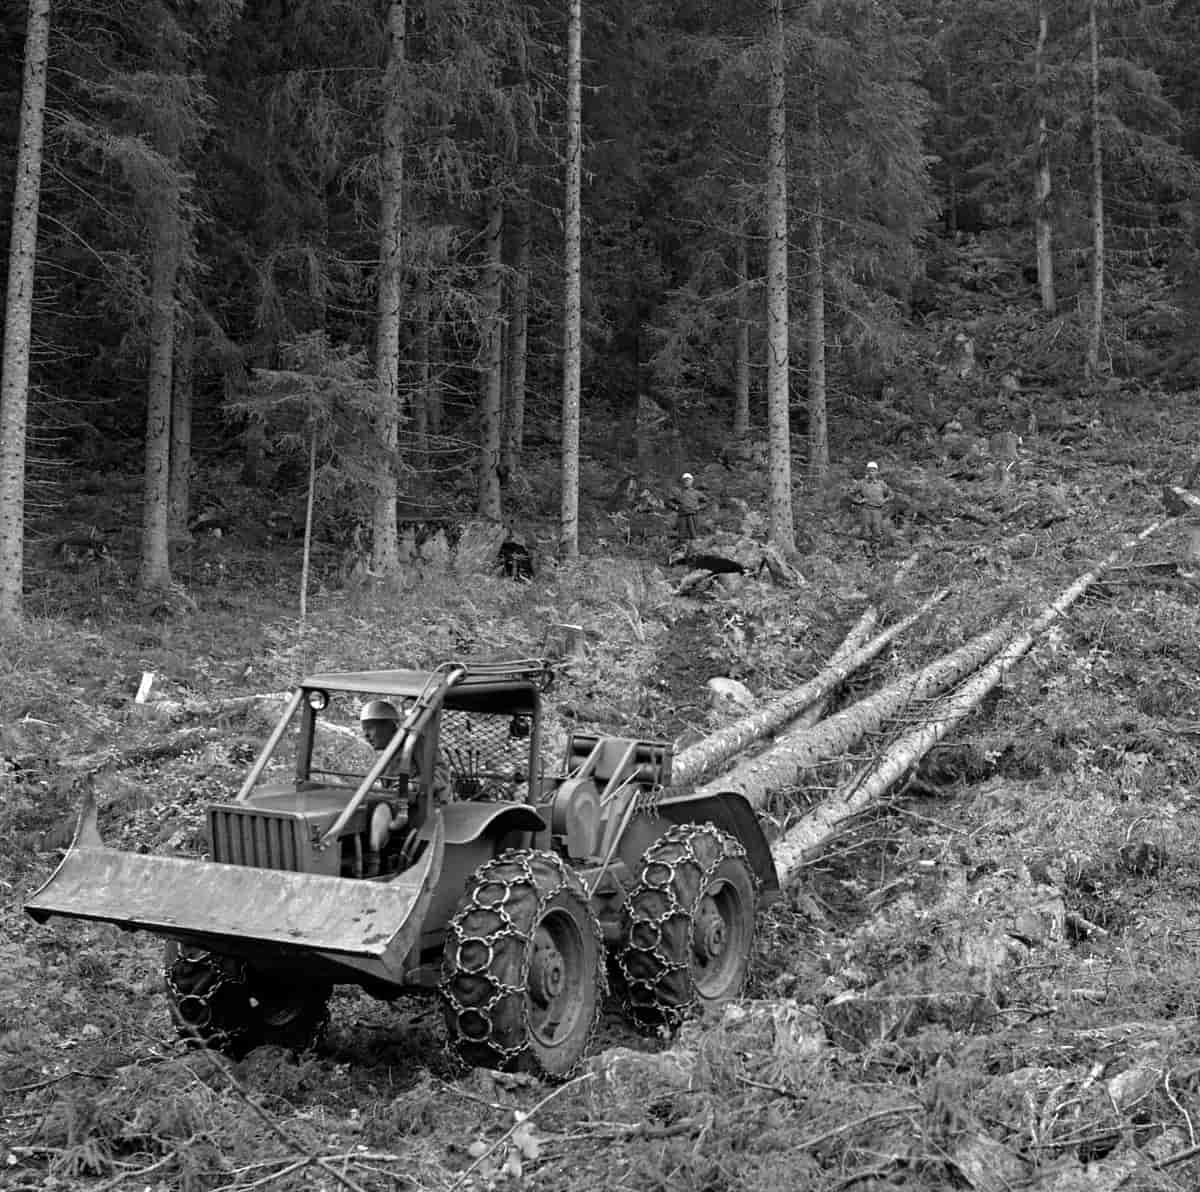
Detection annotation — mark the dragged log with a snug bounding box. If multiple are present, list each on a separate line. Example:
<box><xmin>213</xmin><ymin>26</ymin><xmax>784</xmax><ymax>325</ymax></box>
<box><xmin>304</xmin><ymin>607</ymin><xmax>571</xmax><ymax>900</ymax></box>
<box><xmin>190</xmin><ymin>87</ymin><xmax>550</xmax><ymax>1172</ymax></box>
<box><xmin>671</xmin><ymin>591</ymin><xmax>946</xmax><ymax>790</ymax></box>
<box><xmin>789</xmin><ymin>605</ymin><xmax>879</xmax><ymax>730</ymax></box>
<box><xmin>703</xmin><ymin>607</ymin><xmax>882</xmax><ymax>759</ymax></box>
<box><xmin>691</xmin><ymin>623</ymin><xmax>1012</xmax><ymax>809</ymax></box>
<box><xmin>771</xmin><ymin>519</ymin><xmax>1168</xmax><ymax>880</ymax></box>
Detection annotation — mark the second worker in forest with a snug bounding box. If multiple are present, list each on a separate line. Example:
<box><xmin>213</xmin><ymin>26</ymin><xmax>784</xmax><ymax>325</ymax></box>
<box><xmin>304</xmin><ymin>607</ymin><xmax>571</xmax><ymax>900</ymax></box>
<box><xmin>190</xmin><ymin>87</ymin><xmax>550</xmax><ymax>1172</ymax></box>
<box><xmin>671</xmin><ymin>471</ymin><xmax>706</xmax><ymax>549</ymax></box>
<box><xmin>849</xmin><ymin>460</ymin><xmax>892</xmax><ymax>547</ymax></box>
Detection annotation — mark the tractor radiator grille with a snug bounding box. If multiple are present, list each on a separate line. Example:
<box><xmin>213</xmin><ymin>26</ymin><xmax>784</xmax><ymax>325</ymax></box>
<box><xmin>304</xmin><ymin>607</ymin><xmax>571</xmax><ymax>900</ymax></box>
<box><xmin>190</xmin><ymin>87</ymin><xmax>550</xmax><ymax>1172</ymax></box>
<box><xmin>209</xmin><ymin>808</ymin><xmax>303</xmax><ymax>871</ymax></box>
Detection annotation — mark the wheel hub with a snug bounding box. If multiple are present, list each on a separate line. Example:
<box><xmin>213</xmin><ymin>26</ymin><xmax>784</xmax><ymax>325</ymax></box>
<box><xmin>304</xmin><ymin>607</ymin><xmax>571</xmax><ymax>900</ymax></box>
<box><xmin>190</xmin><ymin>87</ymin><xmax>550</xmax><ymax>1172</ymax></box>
<box><xmin>529</xmin><ymin>931</ymin><xmax>566</xmax><ymax>1006</ymax></box>
<box><xmin>252</xmin><ymin>993</ymin><xmax>304</xmax><ymax>1028</ymax></box>
<box><xmin>694</xmin><ymin>896</ymin><xmax>727</xmax><ymax>961</ymax></box>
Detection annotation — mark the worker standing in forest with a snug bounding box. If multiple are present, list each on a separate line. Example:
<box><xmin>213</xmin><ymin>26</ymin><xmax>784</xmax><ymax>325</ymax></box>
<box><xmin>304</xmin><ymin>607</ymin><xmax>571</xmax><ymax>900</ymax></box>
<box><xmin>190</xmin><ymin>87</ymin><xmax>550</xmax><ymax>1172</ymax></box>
<box><xmin>671</xmin><ymin>471</ymin><xmax>705</xmax><ymax>549</ymax></box>
<box><xmin>850</xmin><ymin>460</ymin><xmax>892</xmax><ymax>550</ymax></box>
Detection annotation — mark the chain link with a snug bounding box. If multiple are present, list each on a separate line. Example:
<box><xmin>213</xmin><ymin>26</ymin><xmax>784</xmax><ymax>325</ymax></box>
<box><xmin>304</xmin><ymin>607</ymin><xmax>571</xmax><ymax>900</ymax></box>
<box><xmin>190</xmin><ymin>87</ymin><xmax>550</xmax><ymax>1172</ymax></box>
<box><xmin>635</xmin><ymin>781</ymin><xmax>665</xmax><ymax>813</ymax></box>
<box><xmin>163</xmin><ymin>946</ymin><xmax>251</xmax><ymax>1051</ymax></box>
<box><xmin>617</xmin><ymin>822</ymin><xmax>756</xmax><ymax>1031</ymax></box>
<box><xmin>164</xmin><ymin>947</ymin><xmax>331</xmax><ymax>1054</ymax></box>
<box><xmin>441</xmin><ymin>849</ymin><xmax>605</xmax><ymax>1075</ymax></box>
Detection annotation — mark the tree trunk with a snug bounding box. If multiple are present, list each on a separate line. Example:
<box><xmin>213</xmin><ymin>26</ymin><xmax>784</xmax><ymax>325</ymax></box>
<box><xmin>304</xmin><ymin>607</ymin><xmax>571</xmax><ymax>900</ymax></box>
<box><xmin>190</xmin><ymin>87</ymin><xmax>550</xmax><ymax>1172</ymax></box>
<box><xmin>412</xmin><ymin>268</ymin><xmax>430</xmax><ymax>488</ymax></box>
<box><xmin>0</xmin><ymin>0</ymin><xmax>51</xmax><ymax>632</ymax></box>
<box><xmin>140</xmin><ymin>193</ymin><xmax>181</xmax><ymax>593</ymax></box>
<box><xmin>806</xmin><ymin>0</ymin><xmax>827</xmax><ymax>482</ymax></box>
<box><xmin>671</xmin><ymin>590</ymin><xmax>946</xmax><ymax>791</ymax></box>
<box><xmin>168</xmin><ymin>304</ymin><xmax>194</xmax><ymax>537</ymax></box>
<box><xmin>560</xmin><ymin>0</ymin><xmax>583</xmax><ymax>560</ymax></box>
<box><xmin>478</xmin><ymin>187</ymin><xmax>504</xmax><ymax>521</ymax></box>
<box><xmin>427</xmin><ymin>312</ymin><xmax>444</xmax><ymax>437</ymax></box>
<box><xmin>503</xmin><ymin>197</ymin><xmax>531</xmax><ymax>481</ymax></box>
<box><xmin>1033</xmin><ymin>0</ymin><xmax>1056</xmax><ymax>316</ymax></box>
<box><xmin>372</xmin><ymin>0</ymin><xmax>407</xmax><ymax>576</ymax></box>
<box><xmin>693</xmin><ymin>623</ymin><xmax>1011</xmax><ymax>809</ymax></box>
<box><xmin>764</xmin><ymin>0</ymin><xmax>794</xmax><ymax>552</ymax></box>
<box><xmin>771</xmin><ymin>519</ymin><xmax>1168</xmax><ymax>879</ymax></box>
<box><xmin>785</xmin><ymin>605</ymin><xmax>878</xmax><ymax>731</ymax></box>
<box><xmin>299</xmin><ymin>427</ymin><xmax>317</xmax><ymax>628</ymax></box>
<box><xmin>241</xmin><ymin>418</ymin><xmax>265</xmax><ymax>487</ymax></box>
<box><xmin>1086</xmin><ymin>0</ymin><xmax>1104</xmax><ymax>378</ymax></box>
<box><xmin>733</xmin><ymin>219</ymin><xmax>751</xmax><ymax>440</ymax></box>
<box><xmin>807</xmin><ymin>60</ymin><xmax>828</xmax><ymax>483</ymax></box>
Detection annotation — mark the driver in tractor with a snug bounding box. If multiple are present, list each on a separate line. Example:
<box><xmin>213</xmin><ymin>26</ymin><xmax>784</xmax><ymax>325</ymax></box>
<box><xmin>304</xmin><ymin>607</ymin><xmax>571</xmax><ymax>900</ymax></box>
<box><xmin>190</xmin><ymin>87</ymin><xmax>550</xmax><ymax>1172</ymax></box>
<box><xmin>359</xmin><ymin>699</ymin><xmax>451</xmax><ymax>802</ymax></box>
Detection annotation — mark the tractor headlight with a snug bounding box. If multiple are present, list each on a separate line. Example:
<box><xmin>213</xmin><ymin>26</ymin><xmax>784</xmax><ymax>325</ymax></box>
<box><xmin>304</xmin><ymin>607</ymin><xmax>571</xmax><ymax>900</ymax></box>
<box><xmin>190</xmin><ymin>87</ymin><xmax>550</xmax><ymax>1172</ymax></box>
<box><xmin>307</xmin><ymin>689</ymin><xmax>328</xmax><ymax>711</ymax></box>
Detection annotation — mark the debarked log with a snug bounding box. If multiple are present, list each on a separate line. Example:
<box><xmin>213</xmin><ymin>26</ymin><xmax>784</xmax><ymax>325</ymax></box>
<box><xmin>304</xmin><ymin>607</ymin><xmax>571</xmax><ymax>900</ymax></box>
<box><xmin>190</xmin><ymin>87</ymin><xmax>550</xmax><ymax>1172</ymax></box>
<box><xmin>671</xmin><ymin>590</ymin><xmax>946</xmax><ymax>791</ymax></box>
<box><xmin>691</xmin><ymin>623</ymin><xmax>1012</xmax><ymax>809</ymax></box>
<box><xmin>770</xmin><ymin>519</ymin><xmax>1168</xmax><ymax>881</ymax></box>
<box><xmin>787</xmin><ymin>604</ymin><xmax>879</xmax><ymax>732</ymax></box>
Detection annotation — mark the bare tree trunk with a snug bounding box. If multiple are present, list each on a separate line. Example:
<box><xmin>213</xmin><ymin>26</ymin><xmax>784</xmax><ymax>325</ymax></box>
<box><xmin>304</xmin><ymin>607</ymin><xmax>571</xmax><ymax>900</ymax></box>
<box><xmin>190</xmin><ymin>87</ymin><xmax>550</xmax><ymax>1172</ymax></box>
<box><xmin>503</xmin><ymin>197</ymin><xmax>531</xmax><ymax>480</ymax></box>
<box><xmin>372</xmin><ymin>0</ymin><xmax>406</xmax><ymax>575</ymax></box>
<box><xmin>168</xmin><ymin>304</ymin><xmax>194</xmax><ymax>537</ymax></box>
<box><xmin>1034</xmin><ymin>0</ymin><xmax>1056</xmax><ymax>315</ymax></box>
<box><xmin>428</xmin><ymin>313</ymin><xmax>444</xmax><ymax>437</ymax></box>
<box><xmin>807</xmin><ymin>213</ymin><xmax>827</xmax><ymax>481</ymax></box>
<box><xmin>0</xmin><ymin>0</ymin><xmax>51</xmax><ymax>632</ymax></box>
<box><xmin>1086</xmin><ymin>0</ymin><xmax>1105</xmax><ymax>377</ymax></box>
<box><xmin>478</xmin><ymin>187</ymin><xmax>504</xmax><ymax>521</ymax></box>
<box><xmin>560</xmin><ymin>0</ymin><xmax>583</xmax><ymax>559</ymax></box>
<box><xmin>412</xmin><ymin>268</ymin><xmax>430</xmax><ymax>489</ymax></box>
<box><xmin>672</xmin><ymin>591</ymin><xmax>946</xmax><ymax>790</ymax></box>
<box><xmin>299</xmin><ymin>427</ymin><xmax>317</xmax><ymax>629</ymax></box>
<box><xmin>733</xmin><ymin>221</ymin><xmax>751</xmax><ymax>440</ymax></box>
<box><xmin>764</xmin><ymin>0</ymin><xmax>794</xmax><ymax>552</ymax></box>
<box><xmin>140</xmin><ymin>194</ymin><xmax>181</xmax><ymax>593</ymax></box>
<box><xmin>806</xmin><ymin>32</ymin><xmax>828</xmax><ymax>483</ymax></box>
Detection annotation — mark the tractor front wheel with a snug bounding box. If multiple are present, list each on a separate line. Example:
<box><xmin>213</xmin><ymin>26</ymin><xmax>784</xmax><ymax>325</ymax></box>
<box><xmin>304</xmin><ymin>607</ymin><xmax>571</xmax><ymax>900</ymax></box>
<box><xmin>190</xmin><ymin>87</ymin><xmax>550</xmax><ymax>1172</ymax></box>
<box><xmin>441</xmin><ymin>849</ymin><xmax>605</xmax><ymax>1077</ymax></box>
<box><xmin>618</xmin><ymin>823</ymin><xmax>758</xmax><ymax>1032</ymax></box>
<box><xmin>163</xmin><ymin>942</ymin><xmax>331</xmax><ymax>1055</ymax></box>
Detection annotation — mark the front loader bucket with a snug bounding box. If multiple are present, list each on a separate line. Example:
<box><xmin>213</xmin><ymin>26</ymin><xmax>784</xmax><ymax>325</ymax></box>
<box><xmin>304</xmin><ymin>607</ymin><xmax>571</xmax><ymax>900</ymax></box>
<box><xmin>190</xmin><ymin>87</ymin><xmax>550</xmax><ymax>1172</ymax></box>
<box><xmin>25</xmin><ymin>795</ymin><xmax>443</xmax><ymax>988</ymax></box>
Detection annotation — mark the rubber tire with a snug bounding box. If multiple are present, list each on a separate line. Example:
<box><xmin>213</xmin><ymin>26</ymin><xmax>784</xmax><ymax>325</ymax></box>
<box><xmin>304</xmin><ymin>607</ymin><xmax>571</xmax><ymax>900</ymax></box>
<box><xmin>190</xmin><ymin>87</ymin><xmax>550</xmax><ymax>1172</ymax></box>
<box><xmin>441</xmin><ymin>849</ymin><xmax>605</xmax><ymax>1077</ymax></box>
<box><xmin>164</xmin><ymin>941</ymin><xmax>331</xmax><ymax>1055</ymax></box>
<box><xmin>618</xmin><ymin>823</ymin><xmax>758</xmax><ymax>1032</ymax></box>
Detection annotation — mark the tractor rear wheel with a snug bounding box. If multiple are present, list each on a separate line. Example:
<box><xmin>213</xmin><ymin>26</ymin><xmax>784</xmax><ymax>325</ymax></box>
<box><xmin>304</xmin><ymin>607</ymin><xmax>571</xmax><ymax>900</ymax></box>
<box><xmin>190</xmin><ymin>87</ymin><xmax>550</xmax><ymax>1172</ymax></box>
<box><xmin>618</xmin><ymin>823</ymin><xmax>758</xmax><ymax>1032</ymax></box>
<box><xmin>163</xmin><ymin>942</ymin><xmax>331</xmax><ymax>1055</ymax></box>
<box><xmin>441</xmin><ymin>849</ymin><xmax>605</xmax><ymax>1077</ymax></box>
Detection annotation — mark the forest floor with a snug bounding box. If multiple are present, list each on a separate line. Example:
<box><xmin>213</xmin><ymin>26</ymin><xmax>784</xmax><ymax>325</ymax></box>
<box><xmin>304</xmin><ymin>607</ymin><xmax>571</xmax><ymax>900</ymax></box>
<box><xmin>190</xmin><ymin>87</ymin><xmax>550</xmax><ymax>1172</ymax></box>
<box><xmin>5</xmin><ymin>245</ymin><xmax>1200</xmax><ymax>1192</ymax></box>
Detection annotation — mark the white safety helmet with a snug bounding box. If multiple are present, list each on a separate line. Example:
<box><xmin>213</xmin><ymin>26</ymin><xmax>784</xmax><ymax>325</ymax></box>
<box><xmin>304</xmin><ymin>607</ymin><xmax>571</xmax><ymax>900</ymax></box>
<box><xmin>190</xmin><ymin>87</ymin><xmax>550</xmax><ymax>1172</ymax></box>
<box><xmin>866</xmin><ymin>461</ymin><xmax>879</xmax><ymax>472</ymax></box>
<box><xmin>682</xmin><ymin>472</ymin><xmax>694</xmax><ymax>482</ymax></box>
<box><xmin>359</xmin><ymin>699</ymin><xmax>400</xmax><ymax>723</ymax></box>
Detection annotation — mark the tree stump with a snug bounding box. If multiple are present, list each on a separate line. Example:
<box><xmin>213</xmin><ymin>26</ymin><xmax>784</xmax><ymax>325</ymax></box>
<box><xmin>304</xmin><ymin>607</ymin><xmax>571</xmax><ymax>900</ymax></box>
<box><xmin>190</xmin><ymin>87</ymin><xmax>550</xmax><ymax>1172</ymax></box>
<box><xmin>988</xmin><ymin>430</ymin><xmax>1021</xmax><ymax>491</ymax></box>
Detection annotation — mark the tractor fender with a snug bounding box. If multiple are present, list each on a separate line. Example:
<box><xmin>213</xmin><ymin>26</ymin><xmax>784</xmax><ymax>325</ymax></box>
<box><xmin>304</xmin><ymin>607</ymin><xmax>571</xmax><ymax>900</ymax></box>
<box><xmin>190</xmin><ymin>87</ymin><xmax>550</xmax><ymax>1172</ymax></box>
<box><xmin>656</xmin><ymin>791</ymin><xmax>781</xmax><ymax>901</ymax></box>
<box><xmin>441</xmin><ymin>801</ymin><xmax>546</xmax><ymax>847</ymax></box>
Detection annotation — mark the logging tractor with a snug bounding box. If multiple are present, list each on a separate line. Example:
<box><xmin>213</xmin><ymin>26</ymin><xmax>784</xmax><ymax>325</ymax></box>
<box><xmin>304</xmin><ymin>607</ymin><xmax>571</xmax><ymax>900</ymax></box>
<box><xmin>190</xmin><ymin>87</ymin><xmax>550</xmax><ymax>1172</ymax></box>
<box><xmin>26</xmin><ymin>659</ymin><xmax>779</xmax><ymax>1076</ymax></box>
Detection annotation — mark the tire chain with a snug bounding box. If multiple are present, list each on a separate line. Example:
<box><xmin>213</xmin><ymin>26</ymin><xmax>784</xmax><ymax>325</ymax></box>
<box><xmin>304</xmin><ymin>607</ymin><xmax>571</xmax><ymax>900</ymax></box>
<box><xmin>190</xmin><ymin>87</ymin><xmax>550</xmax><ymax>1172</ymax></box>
<box><xmin>163</xmin><ymin>946</ymin><xmax>252</xmax><ymax>1052</ymax></box>
<box><xmin>617</xmin><ymin>822</ymin><xmax>756</xmax><ymax>1031</ymax></box>
<box><xmin>441</xmin><ymin>849</ymin><xmax>606</xmax><ymax>1075</ymax></box>
<box><xmin>163</xmin><ymin>946</ymin><xmax>331</xmax><ymax>1054</ymax></box>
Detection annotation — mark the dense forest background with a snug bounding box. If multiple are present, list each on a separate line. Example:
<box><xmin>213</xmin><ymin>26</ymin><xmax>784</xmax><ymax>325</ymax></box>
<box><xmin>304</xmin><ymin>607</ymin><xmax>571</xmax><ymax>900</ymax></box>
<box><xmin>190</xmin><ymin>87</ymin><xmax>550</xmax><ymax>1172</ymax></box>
<box><xmin>2</xmin><ymin>0</ymin><xmax>1200</xmax><ymax>624</ymax></box>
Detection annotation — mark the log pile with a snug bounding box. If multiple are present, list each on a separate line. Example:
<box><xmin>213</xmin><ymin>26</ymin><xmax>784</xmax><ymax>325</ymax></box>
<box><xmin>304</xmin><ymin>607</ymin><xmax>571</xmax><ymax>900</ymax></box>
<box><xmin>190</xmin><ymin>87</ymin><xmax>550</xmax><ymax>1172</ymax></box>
<box><xmin>672</xmin><ymin>591</ymin><xmax>945</xmax><ymax>790</ymax></box>
<box><xmin>668</xmin><ymin>516</ymin><xmax>1171</xmax><ymax>886</ymax></box>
